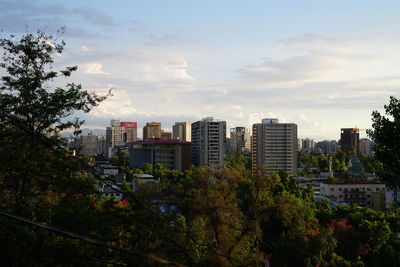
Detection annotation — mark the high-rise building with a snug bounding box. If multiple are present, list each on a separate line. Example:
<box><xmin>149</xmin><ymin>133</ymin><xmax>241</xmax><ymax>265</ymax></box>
<box><xmin>340</xmin><ymin>128</ymin><xmax>359</xmax><ymax>154</ymax></box>
<box><xmin>143</xmin><ymin>122</ymin><xmax>161</xmax><ymax>139</ymax></box>
<box><xmin>359</xmin><ymin>138</ymin><xmax>374</xmax><ymax>155</ymax></box>
<box><xmin>302</xmin><ymin>138</ymin><xmax>315</xmax><ymax>150</ymax></box>
<box><xmin>316</xmin><ymin>140</ymin><xmax>338</xmax><ymax>154</ymax></box>
<box><xmin>252</xmin><ymin>118</ymin><xmax>297</xmax><ymax>176</ymax></box>
<box><xmin>161</xmin><ymin>130</ymin><xmax>172</xmax><ymax>140</ymax></box>
<box><xmin>75</xmin><ymin>132</ymin><xmax>106</xmax><ymax>155</ymax></box>
<box><xmin>230</xmin><ymin>127</ymin><xmax>251</xmax><ymax>153</ymax></box>
<box><xmin>106</xmin><ymin>120</ymin><xmax>138</xmax><ymax>150</ymax></box>
<box><xmin>173</xmin><ymin>122</ymin><xmax>191</xmax><ymax>141</ymax></box>
<box><xmin>191</xmin><ymin>117</ymin><xmax>226</xmax><ymax>166</ymax></box>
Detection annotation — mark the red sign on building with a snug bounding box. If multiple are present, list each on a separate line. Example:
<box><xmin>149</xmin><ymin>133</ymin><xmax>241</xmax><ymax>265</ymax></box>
<box><xmin>120</xmin><ymin>122</ymin><xmax>137</xmax><ymax>127</ymax></box>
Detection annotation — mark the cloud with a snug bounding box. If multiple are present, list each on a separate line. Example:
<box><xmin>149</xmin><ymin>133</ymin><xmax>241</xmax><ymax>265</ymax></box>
<box><xmin>90</xmin><ymin>87</ymin><xmax>150</xmax><ymax>118</ymax></box>
<box><xmin>80</xmin><ymin>62</ymin><xmax>109</xmax><ymax>75</ymax></box>
<box><xmin>80</xmin><ymin>45</ymin><xmax>91</xmax><ymax>53</ymax></box>
<box><xmin>72</xmin><ymin>6</ymin><xmax>116</xmax><ymax>27</ymax></box>
<box><xmin>0</xmin><ymin>1</ymin><xmax>116</xmax><ymax>37</ymax></box>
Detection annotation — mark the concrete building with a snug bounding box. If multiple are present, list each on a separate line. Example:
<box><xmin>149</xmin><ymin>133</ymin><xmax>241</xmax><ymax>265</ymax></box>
<box><xmin>161</xmin><ymin>130</ymin><xmax>172</xmax><ymax>140</ymax></box>
<box><xmin>340</xmin><ymin>128</ymin><xmax>360</xmax><ymax>154</ymax></box>
<box><xmin>316</xmin><ymin>140</ymin><xmax>338</xmax><ymax>154</ymax></box>
<box><xmin>75</xmin><ymin>132</ymin><xmax>106</xmax><ymax>155</ymax></box>
<box><xmin>191</xmin><ymin>117</ymin><xmax>226</xmax><ymax>166</ymax></box>
<box><xmin>320</xmin><ymin>182</ymin><xmax>385</xmax><ymax>207</ymax></box>
<box><xmin>173</xmin><ymin>122</ymin><xmax>191</xmax><ymax>142</ymax></box>
<box><xmin>252</xmin><ymin>118</ymin><xmax>297</xmax><ymax>176</ymax></box>
<box><xmin>230</xmin><ymin>127</ymin><xmax>251</xmax><ymax>153</ymax></box>
<box><xmin>302</xmin><ymin>138</ymin><xmax>315</xmax><ymax>150</ymax></box>
<box><xmin>106</xmin><ymin>120</ymin><xmax>138</xmax><ymax>151</ymax></box>
<box><xmin>143</xmin><ymin>122</ymin><xmax>161</xmax><ymax>139</ymax></box>
<box><xmin>129</xmin><ymin>139</ymin><xmax>192</xmax><ymax>171</ymax></box>
<box><xmin>359</xmin><ymin>138</ymin><xmax>374</xmax><ymax>155</ymax></box>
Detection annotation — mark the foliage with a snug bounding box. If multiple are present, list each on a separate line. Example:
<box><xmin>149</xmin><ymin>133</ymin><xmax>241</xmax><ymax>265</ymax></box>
<box><xmin>359</xmin><ymin>154</ymin><xmax>382</xmax><ymax>174</ymax></box>
<box><xmin>368</xmin><ymin>96</ymin><xmax>400</xmax><ymax>189</ymax></box>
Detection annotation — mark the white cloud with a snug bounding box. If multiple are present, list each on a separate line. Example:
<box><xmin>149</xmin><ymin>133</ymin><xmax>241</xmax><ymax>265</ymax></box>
<box><xmin>80</xmin><ymin>45</ymin><xmax>91</xmax><ymax>53</ymax></box>
<box><xmin>90</xmin><ymin>87</ymin><xmax>151</xmax><ymax>118</ymax></box>
<box><xmin>81</xmin><ymin>62</ymin><xmax>109</xmax><ymax>75</ymax></box>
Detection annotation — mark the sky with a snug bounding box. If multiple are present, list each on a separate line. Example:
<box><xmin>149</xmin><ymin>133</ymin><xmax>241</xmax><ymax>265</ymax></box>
<box><xmin>2</xmin><ymin>0</ymin><xmax>400</xmax><ymax>141</ymax></box>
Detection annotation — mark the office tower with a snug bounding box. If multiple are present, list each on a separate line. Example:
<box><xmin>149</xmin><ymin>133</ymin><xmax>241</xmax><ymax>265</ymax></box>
<box><xmin>191</xmin><ymin>117</ymin><xmax>226</xmax><ymax>166</ymax></box>
<box><xmin>106</xmin><ymin>120</ymin><xmax>138</xmax><ymax>149</ymax></box>
<box><xmin>302</xmin><ymin>138</ymin><xmax>315</xmax><ymax>150</ymax></box>
<box><xmin>161</xmin><ymin>130</ymin><xmax>172</xmax><ymax>140</ymax></box>
<box><xmin>252</xmin><ymin>118</ymin><xmax>297</xmax><ymax>176</ymax></box>
<box><xmin>340</xmin><ymin>128</ymin><xmax>359</xmax><ymax>154</ymax></box>
<box><xmin>129</xmin><ymin>140</ymin><xmax>192</xmax><ymax>171</ymax></box>
<box><xmin>230</xmin><ymin>127</ymin><xmax>251</xmax><ymax>153</ymax></box>
<box><xmin>143</xmin><ymin>122</ymin><xmax>161</xmax><ymax>139</ymax></box>
<box><xmin>173</xmin><ymin>122</ymin><xmax>192</xmax><ymax>141</ymax></box>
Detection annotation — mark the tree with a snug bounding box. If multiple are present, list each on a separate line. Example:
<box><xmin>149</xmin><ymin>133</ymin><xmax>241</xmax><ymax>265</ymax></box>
<box><xmin>0</xmin><ymin>31</ymin><xmax>112</xmax><ymax>265</ymax></box>
<box><xmin>367</xmin><ymin>96</ymin><xmax>400</xmax><ymax>189</ymax></box>
<box><xmin>0</xmin><ymin>31</ymin><xmax>110</xmax><ymax>214</ymax></box>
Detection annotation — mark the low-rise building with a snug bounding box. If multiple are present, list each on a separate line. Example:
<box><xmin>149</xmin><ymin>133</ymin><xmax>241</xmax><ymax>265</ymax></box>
<box><xmin>320</xmin><ymin>182</ymin><xmax>385</xmax><ymax>207</ymax></box>
<box><xmin>129</xmin><ymin>139</ymin><xmax>192</xmax><ymax>171</ymax></box>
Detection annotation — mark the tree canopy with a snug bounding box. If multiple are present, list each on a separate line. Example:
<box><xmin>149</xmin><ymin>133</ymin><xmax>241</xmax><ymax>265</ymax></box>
<box><xmin>368</xmin><ymin>96</ymin><xmax>400</xmax><ymax>189</ymax></box>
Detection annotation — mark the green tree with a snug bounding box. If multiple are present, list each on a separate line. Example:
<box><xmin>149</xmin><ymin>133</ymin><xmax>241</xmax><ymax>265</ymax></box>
<box><xmin>368</xmin><ymin>96</ymin><xmax>400</xmax><ymax>189</ymax></box>
<box><xmin>0</xmin><ymin>31</ymin><xmax>113</xmax><ymax>265</ymax></box>
<box><xmin>0</xmin><ymin>31</ymin><xmax>110</xmax><ymax>215</ymax></box>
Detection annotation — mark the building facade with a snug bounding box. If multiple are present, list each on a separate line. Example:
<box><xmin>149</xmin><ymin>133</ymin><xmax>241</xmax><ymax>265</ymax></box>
<box><xmin>359</xmin><ymin>138</ymin><xmax>374</xmax><ymax>155</ymax></box>
<box><xmin>316</xmin><ymin>140</ymin><xmax>338</xmax><ymax>154</ymax></box>
<box><xmin>230</xmin><ymin>127</ymin><xmax>251</xmax><ymax>153</ymax></box>
<box><xmin>340</xmin><ymin>128</ymin><xmax>360</xmax><ymax>154</ymax></box>
<box><xmin>75</xmin><ymin>132</ymin><xmax>106</xmax><ymax>155</ymax></box>
<box><xmin>172</xmin><ymin>122</ymin><xmax>192</xmax><ymax>142</ymax></box>
<box><xmin>302</xmin><ymin>138</ymin><xmax>315</xmax><ymax>150</ymax></box>
<box><xmin>191</xmin><ymin>117</ymin><xmax>226</xmax><ymax>166</ymax></box>
<box><xmin>252</xmin><ymin>118</ymin><xmax>297</xmax><ymax>176</ymax></box>
<box><xmin>161</xmin><ymin>130</ymin><xmax>172</xmax><ymax>140</ymax></box>
<box><xmin>320</xmin><ymin>182</ymin><xmax>385</xmax><ymax>207</ymax></box>
<box><xmin>129</xmin><ymin>140</ymin><xmax>192</xmax><ymax>171</ymax></box>
<box><xmin>106</xmin><ymin>120</ymin><xmax>138</xmax><ymax>150</ymax></box>
<box><xmin>143</xmin><ymin>122</ymin><xmax>161</xmax><ymax>139</ymax></box>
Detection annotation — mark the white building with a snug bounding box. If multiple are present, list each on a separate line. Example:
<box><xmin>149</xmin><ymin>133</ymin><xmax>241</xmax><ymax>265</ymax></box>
<box><xmin>252</xmin><ymin>118</ymin><xmax>297</xmax><ymax>175</ymax></box>
<box><xmin>191</xmin><ymin>117</ymin><xmax>226</xmax><ymax>166</ymax></box>
<box><xmin>320</xmin><ymin>182</ymin><xmax>385</xmax><ymax>207</ymax></box>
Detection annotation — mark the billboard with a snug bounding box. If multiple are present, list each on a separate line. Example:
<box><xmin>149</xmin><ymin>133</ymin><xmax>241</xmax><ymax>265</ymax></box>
<box><xmin>121</xmin><ymin>122</ymin><xmax>137</xmax><ymax>127</ymax></box>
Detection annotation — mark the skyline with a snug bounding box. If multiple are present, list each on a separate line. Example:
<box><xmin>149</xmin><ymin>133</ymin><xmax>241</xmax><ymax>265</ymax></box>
<box><xmin>2</xmin><ymin>0</ymin><xmax>400</xmax><ymax>140</ymax></box>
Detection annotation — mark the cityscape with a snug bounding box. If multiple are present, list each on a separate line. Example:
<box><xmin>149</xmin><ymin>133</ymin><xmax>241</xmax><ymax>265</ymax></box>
<box><xmin>2</xmin><ymin>1</ymin><xmax>400</xmax><ymax>266</ymax></box>
<box><xmin>72</xmin><ymin>117</ymin><xmax>388</xmax><ymax>211</ymax></box>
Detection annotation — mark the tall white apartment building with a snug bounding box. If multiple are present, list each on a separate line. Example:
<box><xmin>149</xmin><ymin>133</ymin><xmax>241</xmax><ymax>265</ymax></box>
<box><xmin>173</xmin><ymin>122</ymin><xmax>192</xmax><ymax>141</ymax></box>
<box><xmin>252</xmin><ymin>118</ymin><xmax>297</xmax><ymax>176</ymax></box>
<box><xmin>191</xmin><ymin>117</ymin><xmax>226</xmax><ymax>166</ymax></box>
<box><xmin>230</xmin><ymin>127</ymin><xmax>251</xmax><ymax>153</ymax></box>
<box><xmin>106</xmin><ymin>119</ymin><xmax>138</xmax><ymax>150</ymax></box>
